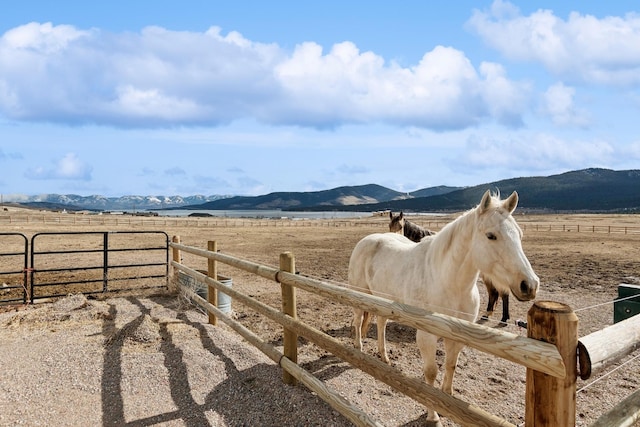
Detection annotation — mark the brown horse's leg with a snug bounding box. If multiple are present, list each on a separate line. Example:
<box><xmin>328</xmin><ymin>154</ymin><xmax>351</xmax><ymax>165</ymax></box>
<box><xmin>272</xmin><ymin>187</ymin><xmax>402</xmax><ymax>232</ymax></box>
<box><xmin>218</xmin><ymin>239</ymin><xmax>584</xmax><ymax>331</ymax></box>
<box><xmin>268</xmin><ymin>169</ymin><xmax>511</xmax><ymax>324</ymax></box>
<box><xmin>500</xmin><ymin>294</ymin><xmax>510</xmax><ymax>323</ymax></box>
<box><xmin>481</xmin><ymin>279</ymin><xmax>500</xmax><ymax>321</ymax></box>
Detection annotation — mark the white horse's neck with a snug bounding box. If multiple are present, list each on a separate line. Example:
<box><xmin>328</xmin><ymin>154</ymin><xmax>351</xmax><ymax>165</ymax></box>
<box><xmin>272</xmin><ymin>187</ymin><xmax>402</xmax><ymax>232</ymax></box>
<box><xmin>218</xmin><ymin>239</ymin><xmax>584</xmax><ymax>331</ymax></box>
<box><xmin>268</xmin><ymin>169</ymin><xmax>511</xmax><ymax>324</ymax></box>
<box><xmin>427</xmin><ymin>209</ymin><xmax>480</xmax><ymax>290</ymax></box>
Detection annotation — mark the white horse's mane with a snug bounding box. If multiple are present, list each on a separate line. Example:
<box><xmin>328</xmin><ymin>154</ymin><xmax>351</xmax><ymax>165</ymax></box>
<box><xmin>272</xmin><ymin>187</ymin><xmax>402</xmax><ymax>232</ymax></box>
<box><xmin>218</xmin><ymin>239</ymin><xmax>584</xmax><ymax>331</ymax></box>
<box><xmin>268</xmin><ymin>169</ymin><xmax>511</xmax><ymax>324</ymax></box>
<box><xmin>427</xmin><ymin>191</ymin><xmax>515</xmax><ymax>263</ymax></box>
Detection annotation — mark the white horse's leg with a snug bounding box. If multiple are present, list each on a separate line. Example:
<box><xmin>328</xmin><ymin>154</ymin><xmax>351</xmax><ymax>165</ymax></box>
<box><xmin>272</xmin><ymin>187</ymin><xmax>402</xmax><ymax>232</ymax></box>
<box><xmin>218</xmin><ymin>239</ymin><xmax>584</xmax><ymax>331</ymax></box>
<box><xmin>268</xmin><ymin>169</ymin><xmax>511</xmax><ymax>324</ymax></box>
<box><xmin>441</xmin><ymin>338</ymin><xmax>465</xmax><ymax>395</ymax></box>
<box><xmin>376</xmin><ymin>316</ymin><xmax>389</xmax><ymax>364</ymax></box>
<box><xmin>361</xmin><ymin>311</ymin><xmax>373</xmax><ymax>339</ymax></box>
<box><xmin>417</xmin><ymin>331</ymin><xmax>440</xmax><ymax>422</ymax></box>
<box><xmin>352</xmin><ymin>308</ymin><xmax>365</xmax><ymax>351</ymax></box>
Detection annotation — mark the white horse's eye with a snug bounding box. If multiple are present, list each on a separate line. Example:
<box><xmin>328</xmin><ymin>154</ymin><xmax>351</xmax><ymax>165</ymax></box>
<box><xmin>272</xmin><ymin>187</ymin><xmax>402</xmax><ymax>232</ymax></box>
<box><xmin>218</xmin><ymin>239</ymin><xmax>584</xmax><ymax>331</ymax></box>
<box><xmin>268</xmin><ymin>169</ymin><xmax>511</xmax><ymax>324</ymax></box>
<box><xmin>486</xmin><ymin>232</ymin><xmax>497</xmax><ymax>240</ymax></box>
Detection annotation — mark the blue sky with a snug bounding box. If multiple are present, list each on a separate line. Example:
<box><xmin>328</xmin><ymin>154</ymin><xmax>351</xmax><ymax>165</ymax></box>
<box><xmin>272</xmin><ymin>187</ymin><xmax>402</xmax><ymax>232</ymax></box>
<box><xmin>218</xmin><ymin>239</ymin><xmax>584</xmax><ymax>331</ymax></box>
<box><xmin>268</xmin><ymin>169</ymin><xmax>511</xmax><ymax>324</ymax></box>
<box><xmin>2</xmin><ymin>1</ymin><xmax>640</xmax><ymax>199</ymax></box>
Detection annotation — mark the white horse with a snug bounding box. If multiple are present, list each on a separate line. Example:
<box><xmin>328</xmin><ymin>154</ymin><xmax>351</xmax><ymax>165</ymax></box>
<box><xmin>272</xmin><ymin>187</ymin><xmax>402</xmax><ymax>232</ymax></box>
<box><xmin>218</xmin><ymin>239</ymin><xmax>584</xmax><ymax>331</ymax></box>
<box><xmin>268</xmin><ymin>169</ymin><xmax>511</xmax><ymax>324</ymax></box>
<box><xmin>348</xmin><ymin>190</ymin><xmax>539</xmax><ymax>423</ymax></box>
<box><xmin>389</xmin><ymin>211</ymin><xmax>512</xmax><ymax>324</ymax></box>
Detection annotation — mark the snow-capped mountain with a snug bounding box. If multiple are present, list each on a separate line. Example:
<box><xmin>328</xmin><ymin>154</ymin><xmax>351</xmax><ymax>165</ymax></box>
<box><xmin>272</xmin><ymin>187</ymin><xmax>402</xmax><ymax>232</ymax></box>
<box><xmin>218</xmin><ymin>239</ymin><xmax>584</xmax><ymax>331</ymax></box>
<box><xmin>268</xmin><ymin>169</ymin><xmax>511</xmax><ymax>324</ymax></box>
<box><xmin>4</xmin><ymin>194</ymin><xmax>231</xmax><ymax>211</ymax></box>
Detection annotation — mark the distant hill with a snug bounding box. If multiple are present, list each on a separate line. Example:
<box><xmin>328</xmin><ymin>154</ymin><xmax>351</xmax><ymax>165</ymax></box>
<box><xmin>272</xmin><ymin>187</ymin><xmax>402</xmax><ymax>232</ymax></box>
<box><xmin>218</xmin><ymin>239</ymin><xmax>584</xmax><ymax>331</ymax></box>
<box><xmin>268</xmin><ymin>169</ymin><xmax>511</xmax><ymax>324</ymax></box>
<box><xmin>181</xmin><ymin>184</ymin><xmax>420</xmax><ymax>210</ymax></box>
<box><xmin>16</xmin><ymin>201</ymin><xmax>90</xmax><ymax>212</ymax></box>
<box><xmin>328</xmin><ymin>169</ymin><xmax>640</xmax><ymax>212</ymax></box>
<box><xmin>181</xmin><ymin>168</ymin><xmax>640</xmax><ymax>213</ymax></box>
<box><xmin>409</xmin><ymin>185</ymin><xmax>461</xmax><ymax>198</ymax></box>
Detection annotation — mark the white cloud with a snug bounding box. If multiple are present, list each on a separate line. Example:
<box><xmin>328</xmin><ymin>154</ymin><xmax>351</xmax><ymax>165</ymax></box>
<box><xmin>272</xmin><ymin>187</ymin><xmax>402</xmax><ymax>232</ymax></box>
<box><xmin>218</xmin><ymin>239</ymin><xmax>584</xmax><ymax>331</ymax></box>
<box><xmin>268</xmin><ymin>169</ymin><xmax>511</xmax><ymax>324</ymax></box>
<box><xmin>453</xmin><ymin>133</ymin><xmax>614</xmax><ymax>173</ymax></box>
<box><xmin>2</xmin><ymin>21</ymin><xmax>90</xmax><ymax>53</ymax></box>
<box><xmin>25</xmin><ymin>153</ymin><xmax>92</xmax><ymax>180</ymax></box>
<box><xmin>467</xmin><ymin>1</ymin><xmax>640</xmax><ymax>85</ymax></box>
<box><xmin>110</xmin><ymin>86</ymin><xmax>203</xmax><ymax>122</ymax></box>
<box><xmin>0</xmin><ymin>22</ymin><xmax>529</xmax><ymax>130</ymax></box>
<box><xmin>478</xmin><ymin>62</ymin><xmax>531</xmax><ymax>127</ymax></box>
<box><xmin>271</xmin><ymin>43</ymin><xmax>529</xmax><ymax>129</ymax></box>
<box><xmin>541</xmin><ymin>82</ymin><xmax>590</xmax><ymax>127</ymax></box>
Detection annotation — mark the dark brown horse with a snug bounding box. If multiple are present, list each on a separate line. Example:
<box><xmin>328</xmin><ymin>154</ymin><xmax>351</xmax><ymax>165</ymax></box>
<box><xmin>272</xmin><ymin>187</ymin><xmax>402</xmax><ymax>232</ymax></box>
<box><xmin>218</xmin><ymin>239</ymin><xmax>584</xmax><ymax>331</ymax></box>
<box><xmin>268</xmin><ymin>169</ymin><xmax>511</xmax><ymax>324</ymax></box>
<box><xmin>388</xmin><ymin>211</ymin><xmax>435</xmax><ymax>240</ymax></box>
<box><xmin>388</xmin><ymin>211</ymin><xmax>510</xmax><ymax>323</ymax></box>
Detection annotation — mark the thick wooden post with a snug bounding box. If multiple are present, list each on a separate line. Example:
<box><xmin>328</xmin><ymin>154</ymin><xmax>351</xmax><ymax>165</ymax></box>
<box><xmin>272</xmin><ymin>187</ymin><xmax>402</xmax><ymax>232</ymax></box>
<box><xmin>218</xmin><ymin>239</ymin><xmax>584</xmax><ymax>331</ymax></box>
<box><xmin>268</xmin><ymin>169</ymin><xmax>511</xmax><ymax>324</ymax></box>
<box><xmin>207</xmin><ymin>241</ymin><xmax>218</xmax><ymax>325</ymax></box>
<box><xmin>525</xmin><ymin>301</ymin><xmax>578</xmax><ymax>426</ymax></box>
<box><xmin>170</xmin><ymin>235</ymin><xmax>181</xmax><ymax>293</ymax></box>
<box><xmin>280</xmin><ymin>252</ymin><xmax>297</xmax><ymax>385</ymax></box>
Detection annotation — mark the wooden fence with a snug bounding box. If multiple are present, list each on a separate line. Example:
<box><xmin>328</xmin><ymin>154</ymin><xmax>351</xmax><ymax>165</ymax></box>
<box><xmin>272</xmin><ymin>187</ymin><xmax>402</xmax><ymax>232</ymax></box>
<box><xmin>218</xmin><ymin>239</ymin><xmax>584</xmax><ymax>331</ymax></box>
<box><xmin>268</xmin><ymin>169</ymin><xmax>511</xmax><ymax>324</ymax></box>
<box><xmin>0</xmin><ymin>213</ymin><xmax>379</xmax><ymax>228</ymax></box>
<box><xmin>169</xmin><ymin>238</ymin><xmax>640</xmax><ymax>426</ymax></box>
<box><xmin>520</xmin><ymin>223</ymin><xmax>640</xmax><ymax>235</ymax></box>
<box><xmin>3</xmin><ymin>212</ymin><xmax>640</xmax><ymax>234</ymax></box>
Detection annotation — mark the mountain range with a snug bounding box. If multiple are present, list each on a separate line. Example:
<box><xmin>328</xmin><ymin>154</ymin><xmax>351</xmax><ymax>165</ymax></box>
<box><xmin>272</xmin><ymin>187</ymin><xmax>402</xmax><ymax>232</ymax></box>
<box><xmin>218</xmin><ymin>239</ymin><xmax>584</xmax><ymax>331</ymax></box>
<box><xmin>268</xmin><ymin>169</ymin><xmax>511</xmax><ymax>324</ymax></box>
<box><xmin>7</xmin><ymin>168</ymin><xmax>640</xmax><ymax>213</ymax></box>
<box><xmin>5</xmin><ymin>194</ymin><xmax>230</xmax><ymax>211</ymax></box>
<box><xmin>180</xmin><ymin>168</ymin><xmax>640</xmax><ymax>213</ymax></box>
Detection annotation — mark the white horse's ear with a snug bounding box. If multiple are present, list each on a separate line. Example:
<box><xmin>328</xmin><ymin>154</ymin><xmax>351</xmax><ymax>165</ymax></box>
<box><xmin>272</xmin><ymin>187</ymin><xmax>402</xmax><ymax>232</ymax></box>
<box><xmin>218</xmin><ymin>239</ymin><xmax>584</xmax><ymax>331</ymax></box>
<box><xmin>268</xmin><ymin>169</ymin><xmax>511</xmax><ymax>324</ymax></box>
<box><xmin>479</xmin><ymin>190</ymin><xmax>492</xmax><ymax>213</ymax></box>
<box><xmin>504</xmin><ymin>191</ymin><xmax>518</xmax><ymax>213</ymax></box>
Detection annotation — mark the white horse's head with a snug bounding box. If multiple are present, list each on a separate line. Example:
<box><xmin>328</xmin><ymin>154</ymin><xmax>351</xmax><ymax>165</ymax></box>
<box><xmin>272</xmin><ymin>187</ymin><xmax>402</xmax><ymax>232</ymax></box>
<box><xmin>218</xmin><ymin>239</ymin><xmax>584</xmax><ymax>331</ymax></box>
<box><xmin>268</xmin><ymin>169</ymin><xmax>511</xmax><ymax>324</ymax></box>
<box><xmin>472</xmin><ymin>190</ymin><xmax>539</xmax><ymax>302</ymax></box>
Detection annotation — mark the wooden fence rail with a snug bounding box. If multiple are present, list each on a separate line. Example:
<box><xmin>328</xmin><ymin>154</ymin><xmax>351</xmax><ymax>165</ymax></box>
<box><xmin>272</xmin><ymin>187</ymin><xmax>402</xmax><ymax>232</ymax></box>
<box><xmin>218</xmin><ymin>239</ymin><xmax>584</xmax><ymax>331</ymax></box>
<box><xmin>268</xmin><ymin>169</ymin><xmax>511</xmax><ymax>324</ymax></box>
<box><xmin>577</xmin><ymin>313</ymin><xmax>640</xmax><ymax>380</ymax></box>
<box><xmin>170</xmin><ymin>239</ymin><xmax>601</xmax><ymax>426</ymax></box>
<box><xmin>520</xmin><ymin>223</ymin><xmax>640</xmax><ymax>235</ymax></box>
<box><xmin>171</xmin><ymin>238</ymin><xmax>640</xmax><ymax>425</ymax></box>
<box><xmin>591</xmin><ymin>389</ymin><xmax>640</xmax><ymax>427</ymax></box>
<box><xmin>177</xmin><ymin>273</ymin><xmax>383</xmax><ymax>427</ymax></box>
<box><xmin>169</xmin><ymin>241</ymin><xmax>566</xmax><ymax>377</ymax></box>
<box><xmin>3</xmin><ymin>212</ymin><xmax>640</xmax><ymax>235</ymax></box>
<box><xmin>171</xmin><ymin>254</ymin><xmax>515</xmax><ymax>426</ymax></box>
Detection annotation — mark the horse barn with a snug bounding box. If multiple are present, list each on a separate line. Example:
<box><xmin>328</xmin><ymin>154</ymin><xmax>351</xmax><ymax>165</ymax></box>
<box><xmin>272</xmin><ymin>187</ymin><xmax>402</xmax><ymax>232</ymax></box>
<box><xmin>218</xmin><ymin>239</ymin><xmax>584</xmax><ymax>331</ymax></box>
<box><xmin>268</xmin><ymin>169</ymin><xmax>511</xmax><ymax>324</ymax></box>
<box><xmin>1</xmin><ymin>206</ymin><xmax>639</xmax><ymax>426</ymax></box>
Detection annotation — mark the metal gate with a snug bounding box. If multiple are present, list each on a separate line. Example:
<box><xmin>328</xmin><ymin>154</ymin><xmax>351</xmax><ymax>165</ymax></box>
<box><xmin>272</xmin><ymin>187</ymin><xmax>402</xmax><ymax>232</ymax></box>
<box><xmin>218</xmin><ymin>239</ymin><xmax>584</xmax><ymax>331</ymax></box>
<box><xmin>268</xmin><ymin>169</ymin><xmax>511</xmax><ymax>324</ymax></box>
<box><xmin>0</xmin><ymin>233</ymin><xmax>29</xmax><ymax>304</ymax></box>
<box><xmin>30</xmin><ymin>231</ymin><xmax>169</xmax><ymax>301</ymax></box>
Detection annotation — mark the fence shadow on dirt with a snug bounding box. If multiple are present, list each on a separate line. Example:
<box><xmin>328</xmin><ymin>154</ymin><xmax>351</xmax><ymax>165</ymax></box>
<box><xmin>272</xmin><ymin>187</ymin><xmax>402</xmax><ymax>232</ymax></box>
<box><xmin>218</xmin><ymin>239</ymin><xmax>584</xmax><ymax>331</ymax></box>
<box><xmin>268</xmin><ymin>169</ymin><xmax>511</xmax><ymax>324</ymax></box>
<box><xmin>98</xmin><ymin>295</ymin><xmax>352</xmax><ymax>427</ymax></box>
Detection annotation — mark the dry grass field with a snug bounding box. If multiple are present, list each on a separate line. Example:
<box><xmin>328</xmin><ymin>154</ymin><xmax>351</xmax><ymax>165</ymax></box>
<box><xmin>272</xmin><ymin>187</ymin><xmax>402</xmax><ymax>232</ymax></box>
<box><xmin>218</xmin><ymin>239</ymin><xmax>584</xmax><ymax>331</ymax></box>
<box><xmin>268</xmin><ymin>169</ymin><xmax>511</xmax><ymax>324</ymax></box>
<box><xmin>1</xmin><ymin>207</ymin><xmax>640</xmax><ymax>426</ymax></box>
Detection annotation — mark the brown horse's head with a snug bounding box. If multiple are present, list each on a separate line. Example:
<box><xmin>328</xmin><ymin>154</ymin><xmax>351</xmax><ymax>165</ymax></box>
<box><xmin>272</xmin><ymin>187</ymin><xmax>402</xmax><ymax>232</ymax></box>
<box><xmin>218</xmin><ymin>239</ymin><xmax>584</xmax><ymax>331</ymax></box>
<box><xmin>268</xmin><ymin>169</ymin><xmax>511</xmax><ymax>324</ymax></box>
<box><xmin>388</xmin><ymin>212</ymin><xmax>404</xmax><ymax>233</ymax></box>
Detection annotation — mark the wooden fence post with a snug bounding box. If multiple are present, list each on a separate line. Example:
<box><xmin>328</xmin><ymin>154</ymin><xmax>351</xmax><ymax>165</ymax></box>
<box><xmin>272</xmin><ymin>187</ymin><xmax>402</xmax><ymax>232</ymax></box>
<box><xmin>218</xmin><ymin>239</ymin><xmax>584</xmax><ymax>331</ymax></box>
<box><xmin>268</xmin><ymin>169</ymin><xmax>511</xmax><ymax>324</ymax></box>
<box><xmin>171</xmin><ymin>235</ymin><xmax>181</xmax><ymax>292</ymax></box>
<box><xmin>525</xmin><ymin>301</ymin><xmax>578</xmax><ymax>426</ymax></box>
<box><xmin>208</xmin><ymin>241</ymin><xmax>218</xmax><ymax>326</ymax></box>
<box><xmin>280</xmin><ymin>251</ymin><xmax>297</xmax><ymax>385</ymax></box>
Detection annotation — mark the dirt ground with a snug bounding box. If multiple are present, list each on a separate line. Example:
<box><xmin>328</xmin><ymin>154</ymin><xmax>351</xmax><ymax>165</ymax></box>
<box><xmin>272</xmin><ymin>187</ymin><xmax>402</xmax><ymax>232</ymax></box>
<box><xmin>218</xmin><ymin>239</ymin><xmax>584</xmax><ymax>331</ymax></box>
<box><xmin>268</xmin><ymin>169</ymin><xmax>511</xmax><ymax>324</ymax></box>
<box><xmin>1</xmin><ymin>208</ymin><xmax>640</xmax><ymax>426</ymax></box>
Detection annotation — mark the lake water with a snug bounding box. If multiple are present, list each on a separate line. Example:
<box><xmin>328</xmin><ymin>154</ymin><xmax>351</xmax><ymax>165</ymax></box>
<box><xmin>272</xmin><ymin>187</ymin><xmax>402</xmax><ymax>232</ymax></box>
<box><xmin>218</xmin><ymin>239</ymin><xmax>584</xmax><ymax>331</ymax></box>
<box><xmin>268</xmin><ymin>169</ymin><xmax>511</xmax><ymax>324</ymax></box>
<box><xmin>148</xmin><ymin>209</ymin><xmax>376</xmax><ymax>219</ymax></box>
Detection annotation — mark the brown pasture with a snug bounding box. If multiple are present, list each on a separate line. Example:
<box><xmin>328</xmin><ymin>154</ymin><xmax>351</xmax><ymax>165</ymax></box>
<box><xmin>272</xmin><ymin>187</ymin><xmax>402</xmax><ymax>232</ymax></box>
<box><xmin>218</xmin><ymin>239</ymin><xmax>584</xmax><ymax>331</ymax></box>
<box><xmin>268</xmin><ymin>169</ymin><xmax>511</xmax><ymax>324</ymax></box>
<box><xmin>1</xmin><ymin>208</ymin><xmax>640</xmax><ymax>424</ymax></box>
